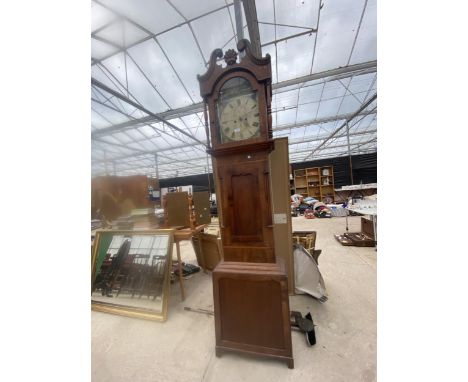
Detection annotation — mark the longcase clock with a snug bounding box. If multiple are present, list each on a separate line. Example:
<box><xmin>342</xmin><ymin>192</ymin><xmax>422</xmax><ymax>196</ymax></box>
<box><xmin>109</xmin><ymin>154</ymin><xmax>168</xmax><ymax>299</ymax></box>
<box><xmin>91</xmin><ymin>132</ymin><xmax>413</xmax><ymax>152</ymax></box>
<box><xmin>198</xmin><ymin>39</ymin><xmax>294</xmax><ymax>369</ymax></box>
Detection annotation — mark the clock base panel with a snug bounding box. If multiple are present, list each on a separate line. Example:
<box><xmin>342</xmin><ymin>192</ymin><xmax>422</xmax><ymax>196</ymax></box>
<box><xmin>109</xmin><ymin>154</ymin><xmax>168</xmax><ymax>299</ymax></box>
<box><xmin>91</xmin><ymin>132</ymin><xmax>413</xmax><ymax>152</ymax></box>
<box><xmin>212</xmin><ymin>259</ymin><xmax>294</xmax><ymax>368</ymax></box>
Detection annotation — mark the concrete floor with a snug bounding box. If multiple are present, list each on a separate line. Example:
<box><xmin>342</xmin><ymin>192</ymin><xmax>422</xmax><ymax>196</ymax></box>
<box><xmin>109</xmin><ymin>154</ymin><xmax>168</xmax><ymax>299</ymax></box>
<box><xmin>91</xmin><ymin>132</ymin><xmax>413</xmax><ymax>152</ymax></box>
<box><xmin>92</xmin><ymin>216</ymin><xmax>376</xmax><ymax>382</ymax></box>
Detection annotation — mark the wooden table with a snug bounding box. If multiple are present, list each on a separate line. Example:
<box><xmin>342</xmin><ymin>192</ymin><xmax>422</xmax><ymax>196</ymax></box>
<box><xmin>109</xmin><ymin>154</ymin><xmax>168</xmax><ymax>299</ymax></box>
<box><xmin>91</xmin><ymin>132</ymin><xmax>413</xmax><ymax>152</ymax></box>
<box><xmin>347</xmin><ymin>206</ymin><xmax>377</xmax><ymax>248</ymax></box>
<box><xmin>334</xmin><ymin>183</ymin><xmax>377</xmax><ymax>203</ymax></box>
<box><xmin>172</xmin><ymin>224</ymin><xmax>207</xmax><ymax>301</ymax></box>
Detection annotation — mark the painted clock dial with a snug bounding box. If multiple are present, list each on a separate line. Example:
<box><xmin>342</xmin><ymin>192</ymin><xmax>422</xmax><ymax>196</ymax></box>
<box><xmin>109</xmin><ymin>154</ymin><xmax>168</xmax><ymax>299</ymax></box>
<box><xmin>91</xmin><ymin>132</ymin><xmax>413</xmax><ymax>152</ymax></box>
<box><xmin>216</xmin><ymin>77</ymin><xmax>260</xmax><ymax>143</ymax></box>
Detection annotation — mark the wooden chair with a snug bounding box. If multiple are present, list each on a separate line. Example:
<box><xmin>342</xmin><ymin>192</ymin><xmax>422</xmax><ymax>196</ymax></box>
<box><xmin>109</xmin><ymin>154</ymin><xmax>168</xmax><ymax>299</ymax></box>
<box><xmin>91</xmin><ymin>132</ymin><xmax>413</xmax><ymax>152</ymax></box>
<box><xmin>292</xmin><ymin>231</ymin><xmax>321</xmax><ymax>264</ymax></box>
<box><xmin>116</xmin><ymin>254</ymin><xmax>150</xmax><ymax>297</ymax></box>
<box><xmin>141</xmin><ymin>256</ymin><xmax>167</xmax><ymax>300</ymax></box>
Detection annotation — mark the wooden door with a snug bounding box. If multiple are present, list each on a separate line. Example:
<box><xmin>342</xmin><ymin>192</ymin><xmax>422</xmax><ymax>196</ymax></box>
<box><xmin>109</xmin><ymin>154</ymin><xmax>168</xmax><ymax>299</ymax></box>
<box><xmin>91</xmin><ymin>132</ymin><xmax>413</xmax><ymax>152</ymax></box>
<box><xmin>216</xmin><ymin>156</ymin><xmax>274</xmax><ymax>263</ymax></box>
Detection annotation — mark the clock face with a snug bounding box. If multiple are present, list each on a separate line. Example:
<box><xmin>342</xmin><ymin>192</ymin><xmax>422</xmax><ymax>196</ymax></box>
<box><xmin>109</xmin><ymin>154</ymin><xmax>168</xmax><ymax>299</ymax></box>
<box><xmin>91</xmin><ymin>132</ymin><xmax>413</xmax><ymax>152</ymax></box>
<box><xmin>218</xmin><ymin>93</ymin><xmax>260</xmax><ymax>142</ymax></box>
<box><xmin>215</xmin><ymin>76</ymin><xmax>261</xmax><ymax>143</ymax></box>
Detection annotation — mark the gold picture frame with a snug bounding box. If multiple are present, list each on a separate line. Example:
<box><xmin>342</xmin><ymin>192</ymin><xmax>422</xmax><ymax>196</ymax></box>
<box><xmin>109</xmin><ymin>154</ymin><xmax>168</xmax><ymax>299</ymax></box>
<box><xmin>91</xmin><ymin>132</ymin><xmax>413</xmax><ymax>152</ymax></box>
<box><xmin>91</xmin><ymin>229</ymin><xmax>174</xmax><ymax>322</ymax></box>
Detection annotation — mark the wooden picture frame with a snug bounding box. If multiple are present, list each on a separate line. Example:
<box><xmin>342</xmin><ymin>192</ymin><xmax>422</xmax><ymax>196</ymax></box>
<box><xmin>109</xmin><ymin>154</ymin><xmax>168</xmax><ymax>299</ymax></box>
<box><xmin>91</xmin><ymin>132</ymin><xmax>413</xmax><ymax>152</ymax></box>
<box><xmin>91</xmin><ymin>229</ymin><xmax>174</xmax><ymax>322</ymax></box>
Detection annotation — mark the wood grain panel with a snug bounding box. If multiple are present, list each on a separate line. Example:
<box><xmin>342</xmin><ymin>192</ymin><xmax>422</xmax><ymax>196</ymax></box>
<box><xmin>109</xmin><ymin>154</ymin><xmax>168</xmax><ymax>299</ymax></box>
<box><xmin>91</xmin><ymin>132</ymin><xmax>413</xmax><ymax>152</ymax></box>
<box><xmin>212</xmin><ymin>259</ymin><xmax>293</xmax><ymax>368</ymax></box>
<box><xmin>192</xmin><ymin>191</ymin><xmax>211</xmax><ymax>225</ymax></box>
<box><xmin>219</xmin><ymin>278</ymin><xmax>284</xmax><ymax>349</ymax></box>
<box><xmin>269</xmin><ymin>138</ymin><xmax>295</xmax><ymax>294</ymax></box>
<box><xmin>164</xmin><ymin>192</ymin><xmax>190</xmax><ymax>228</ymax></box>
<box><xmin>230</xmin><ymin>172</ymin><xmax>261</xmax><ymax>239</ymax></box>
<box><xmin>216</xmin><ymin>155</ymin><xmax>274</xmax><ymax>263</ymax></box>
<box><xmin>91</xmin><ymin>175</ymin><xmax>154</xmax><ymax>221</ymax></box>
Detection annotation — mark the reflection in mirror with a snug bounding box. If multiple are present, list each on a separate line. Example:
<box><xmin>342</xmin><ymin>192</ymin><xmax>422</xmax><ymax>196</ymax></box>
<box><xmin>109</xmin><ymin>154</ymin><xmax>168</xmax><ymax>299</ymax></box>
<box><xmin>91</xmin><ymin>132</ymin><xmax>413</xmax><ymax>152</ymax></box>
<box><xmin>91</xmin><ymin>229</ymin><xmax>174</xmax><ymax>321</ymax></box>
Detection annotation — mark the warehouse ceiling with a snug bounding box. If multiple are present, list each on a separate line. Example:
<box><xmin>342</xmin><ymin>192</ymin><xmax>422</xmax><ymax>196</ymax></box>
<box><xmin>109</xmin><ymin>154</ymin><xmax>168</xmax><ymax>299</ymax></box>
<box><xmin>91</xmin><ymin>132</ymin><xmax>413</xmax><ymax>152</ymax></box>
<box><xmin>91</xmin><ymin>0</ymin><xmax>377</xmax><ymax>179</ymax></box>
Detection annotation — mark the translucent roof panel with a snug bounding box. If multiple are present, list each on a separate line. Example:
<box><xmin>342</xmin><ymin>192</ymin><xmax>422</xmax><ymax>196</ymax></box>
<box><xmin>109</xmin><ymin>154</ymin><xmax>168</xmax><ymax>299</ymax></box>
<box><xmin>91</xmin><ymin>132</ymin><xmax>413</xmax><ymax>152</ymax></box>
<box><xmin>127</xmin><ymin>40</ymin><xmax>192</xmax><ymax>108</ymax></box>
<box><xmin>91</xmin><ymin>100</ymin><xmax>131</xmax><ymax>126</ymax></box>
<box><xmin>91</xmin><ymin>38</ymin><xmax>118</xmax><ymax>61</ymax></box>
<box><xmin>91</xmin><ymin>64</ymin><xmax>127</xmax><ymax>96</ymax></box>
<box><xmin>156</xmin><ymin>24</ymin><xmax>206</xmax><ymax>102</ymax></box>
<box><xmin>349</xmin><ymin>0</ymin><xmax>377</xmax><ymax>65</ymax></box>
<box><xmin>94</xmin><ymin>19</ymin><xmax>149</xmax><ymax>48</ymax></box>
<box><xmin>312</xmin><ymin>0</ymin><xmax>366</xmax><ymax>72</ymax></box>
<box><xmin>97</xmin><ymin>0</ymin><xmax>184</xmax><ymax>34</ymax></box>
<box><xmin>98</xmin><ymin>53</ymin><xmax>169</xmax><ymax>113</ymax></box>
<box><xmin>276</xmin><ymin>35</ymin><xmax>314</xmax><ymax>82</ymax></box>
<box><xmin>261</xmin><ymin>44</ymin><xmax>278</xmax><ymax>83</ymax></box>
<box><xmin>170</xmin><ymin>0</ymin><xmax>227</xmax><ymax>20</ymax></box>
<box><xmin>91</xmin><ymin>0</ymin><xmax>377</xmax><ymax>178</ymax></box>
<box><xmin>257</xmin><ymin>0</ymin><xmax>319</xmax><ymax>42</ymax></box>
<box><xmin>273</xmin><ymin>89</ymin><xmax>299</xmax><ymax>110</ymax></box>
<box><xmin>190</xmin><ymin>7</ymin><xmax>237</xmax><ymax>62</ymax></box>
<box><xmin>296</xmin><ymin>102</ymin><xmax>320</xmax><ymax>123</ymax></box>
<box><xmin>91</xmin><ymin>2</ymin><xmax>117</xmax><ymax>31</ymax></box>
<box><xmin>337</xmin><ymin>94</ymin><xmax>364</xmax><ymax>115</ymax></box>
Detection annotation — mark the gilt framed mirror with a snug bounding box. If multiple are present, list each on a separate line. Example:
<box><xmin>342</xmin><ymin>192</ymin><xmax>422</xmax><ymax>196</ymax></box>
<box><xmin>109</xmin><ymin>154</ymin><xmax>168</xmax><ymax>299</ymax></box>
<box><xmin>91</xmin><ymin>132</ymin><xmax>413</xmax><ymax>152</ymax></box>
<box><xmin>91</xmin><ymin>229</ymin><xmax>174</xmax><ymax>322</ymax></box>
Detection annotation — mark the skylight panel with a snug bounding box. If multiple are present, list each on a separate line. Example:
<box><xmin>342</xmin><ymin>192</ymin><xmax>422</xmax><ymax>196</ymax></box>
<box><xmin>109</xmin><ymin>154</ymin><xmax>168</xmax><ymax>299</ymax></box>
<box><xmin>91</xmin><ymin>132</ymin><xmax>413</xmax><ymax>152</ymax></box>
<box><xmin>127</xmin><ymin>39</ymin><xmax>193</xmax><ymax>108</ymax></box>
<box><xmin>191</xmin><ymin>8</ymin><xmax>236</xmax><ymax>62</ymax></box>
<box><xmin>312</xmin><ymin>0</ymin><xmax>363</xmax><ymax>72</ymax></box>
<box><xmin>157</xmin><ymin>24</ymin><xmax>205</xmax><ymax>103</ymax></box>
<box><xmin>91</xmin><ymin>38</ymin><xmax>118</xmax><ymax>61</ymax></box>
<box><xmin>169</xmin><ymin>0</ymin><xmax>228</xmax><ymax>20</ymax></box>
<box><xmin>97</xmin><ymin>0</ymin><xmax>184</xmax><ymax>34</ymax></box>
<box><xmin>276</xmin><ymin>34</ymin><xmax>314</xmax><ymax>82</ymax></box>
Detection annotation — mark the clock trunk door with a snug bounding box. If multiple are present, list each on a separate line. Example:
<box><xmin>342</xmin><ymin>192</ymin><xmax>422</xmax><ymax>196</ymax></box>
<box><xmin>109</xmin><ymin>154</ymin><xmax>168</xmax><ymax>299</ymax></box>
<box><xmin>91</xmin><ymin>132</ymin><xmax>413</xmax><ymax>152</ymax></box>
<box><xmin>217</xmin><ymin>156</ymin><xmax>275</xmax><ymax>263</ymax></box>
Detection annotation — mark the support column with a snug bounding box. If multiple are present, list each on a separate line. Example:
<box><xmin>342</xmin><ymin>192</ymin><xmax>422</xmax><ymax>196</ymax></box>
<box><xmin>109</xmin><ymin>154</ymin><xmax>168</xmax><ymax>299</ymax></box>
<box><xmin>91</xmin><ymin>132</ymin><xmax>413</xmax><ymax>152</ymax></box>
<box><xmin>346</xmin><ymin>122</ymin><xmax>354</xmax><ymax>185</ymax></box>
<box><xmin>234</xmin><ymin>0</ymin><xmax>244</xmax><ymax>42</ymax></box>
<box><xmin>104</xmin><ymin>150</ymin><xmax>109</xmax><ymax>176</ymax></box>
<box><xmin>242</xmin><ymin>0</ymin><xmax>262</xmax><ymax>57</ymax></box>
<box><xmin>154</xmin><ymin>153</ymin><xmax>159</xmax><ymax>179</ymax></box>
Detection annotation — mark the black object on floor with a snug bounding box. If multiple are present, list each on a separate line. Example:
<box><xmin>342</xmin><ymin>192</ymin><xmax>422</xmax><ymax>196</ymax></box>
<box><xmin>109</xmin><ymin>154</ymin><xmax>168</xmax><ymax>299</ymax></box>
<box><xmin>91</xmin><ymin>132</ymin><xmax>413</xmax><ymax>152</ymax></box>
<box><xmin>304</xmin><ymin>312</ymin><xmax>316</xmax><ymax>346</ymax></box>
<box><xmin>290</xmin><ymin>310</ymin><xmax>316</xmax><ymax>346</ymax></box>
<box><xmin>174</xmin><ymin>263</ymin><xmax>201</xmax><ymax>277</ymax></box>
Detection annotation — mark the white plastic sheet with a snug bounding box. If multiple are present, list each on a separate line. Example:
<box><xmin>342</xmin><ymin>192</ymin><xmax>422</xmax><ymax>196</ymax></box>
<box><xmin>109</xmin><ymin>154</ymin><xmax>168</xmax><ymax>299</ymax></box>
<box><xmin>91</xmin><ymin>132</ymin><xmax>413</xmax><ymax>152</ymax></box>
<box><xmin>293</xmin><ymin>244</ymin><xmax>327</xmax><ymax>302</ymax></box>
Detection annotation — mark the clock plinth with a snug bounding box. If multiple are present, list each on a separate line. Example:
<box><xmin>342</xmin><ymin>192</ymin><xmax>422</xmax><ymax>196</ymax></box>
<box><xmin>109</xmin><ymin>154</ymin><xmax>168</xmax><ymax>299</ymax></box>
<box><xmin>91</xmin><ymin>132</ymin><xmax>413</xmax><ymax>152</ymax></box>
<box><xmin>198</xmin><ymin>39</ymin><xmax>293</xmax><ymax>368</ymax></box>
<box><xmin>213</xmin><ymin>258</ymin><xmax>294</xmax><ymax>369</ymax></box>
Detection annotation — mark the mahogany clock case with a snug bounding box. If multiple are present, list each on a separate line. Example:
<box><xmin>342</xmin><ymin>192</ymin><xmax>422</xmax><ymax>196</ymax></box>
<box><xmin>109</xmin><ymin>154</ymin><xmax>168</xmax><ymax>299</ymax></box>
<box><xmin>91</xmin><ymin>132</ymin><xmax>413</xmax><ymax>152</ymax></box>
<box><xmin>198</xmin><ymin>39</ymin><xmax>273</xmax><ymax>153</ymax></box>
<box><xmin>198</xmin><ymin>40</ymin><xmax>294</xmax><ymax>368</ymax></box>
<box><xmin>213</xmin><ymin>258</ymin><xmax>294</xmax><ymax>369</ymax></box>
<box><xmin>198</xmin><ymin>39</ymin><xmax>277</xmax><ymax>265</ymax></box>
<box><xmin>214</xmin><ymin>150</ymin><xmax>275</xmax><ymax>263</ymax></box>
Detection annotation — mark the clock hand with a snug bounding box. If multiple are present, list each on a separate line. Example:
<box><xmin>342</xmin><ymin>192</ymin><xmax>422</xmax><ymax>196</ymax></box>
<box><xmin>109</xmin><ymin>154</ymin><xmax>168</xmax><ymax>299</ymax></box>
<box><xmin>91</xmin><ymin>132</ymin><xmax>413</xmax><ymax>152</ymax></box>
<box><xmin>244</xmin><ymin>108</ymin><xmax>259</xmax><ymax>115</ymax></box>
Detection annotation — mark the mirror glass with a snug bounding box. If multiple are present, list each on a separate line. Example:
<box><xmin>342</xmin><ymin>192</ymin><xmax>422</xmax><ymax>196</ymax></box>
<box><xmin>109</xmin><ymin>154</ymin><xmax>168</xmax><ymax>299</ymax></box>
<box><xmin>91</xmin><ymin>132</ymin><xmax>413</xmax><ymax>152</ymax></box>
<box><xmin>91</xmin><ymin>229</ymin><xmax>174</xmax><ymax>321</ymax></box>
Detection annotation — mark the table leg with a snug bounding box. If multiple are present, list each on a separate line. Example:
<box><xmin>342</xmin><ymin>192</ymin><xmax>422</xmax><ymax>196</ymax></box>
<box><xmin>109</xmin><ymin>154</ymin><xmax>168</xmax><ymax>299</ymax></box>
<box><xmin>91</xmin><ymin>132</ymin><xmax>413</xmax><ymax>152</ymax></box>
<box><xmin>196</xmin><ymin>236</ymin><xmax>208</xmax><ymax>273</ymax></box>
<box><xmin>176</xmin><ymin>240</ymin><xmax>186</xmax><ymax>301</ymax></box>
